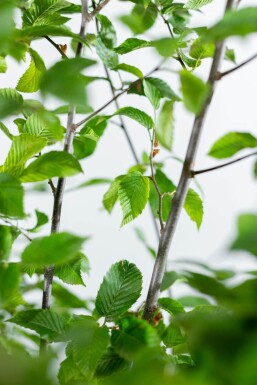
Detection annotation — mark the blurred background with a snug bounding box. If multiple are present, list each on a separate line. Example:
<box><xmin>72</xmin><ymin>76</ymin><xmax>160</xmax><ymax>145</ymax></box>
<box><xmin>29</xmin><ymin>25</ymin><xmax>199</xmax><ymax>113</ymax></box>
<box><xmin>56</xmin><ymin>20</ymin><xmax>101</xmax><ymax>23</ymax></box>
<box><xmin>1</xmin><ymin>0</ymin><xmax>257</xmax><ymax>304</ymax></box>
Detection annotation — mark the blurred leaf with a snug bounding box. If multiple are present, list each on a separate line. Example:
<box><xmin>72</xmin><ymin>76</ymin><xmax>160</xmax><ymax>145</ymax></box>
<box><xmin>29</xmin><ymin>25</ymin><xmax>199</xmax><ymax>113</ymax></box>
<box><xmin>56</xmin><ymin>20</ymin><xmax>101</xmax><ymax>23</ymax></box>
<box><xmin>96</xmin><ymin>14</ymin><xmax>117</xmax><ymax>49</ymax></box>
<box><xmin>180</xmin><ymin>70</ymin><xmax>210</xmax><ymax>114</ymax></box>
<box><xmin>95</xmin><ymin>347</ymin><xmax>127</xmax><ymax>378</ymax></box>
<box><xmin>153</xmin><ymin>37</ymin><xmax>179</xmax><ymax>57</ymax></box>
<box><xmin>185</xmin><ymin>0</ymin><xmax>213</xmax><ymax>9</ymax></box>
<box><xmin>103</xmin><ymin>176</ymin><xmax>124</xmax><ymax>213</ymax></box>
<box><xmin>189</xmin><ymin>38</ymin><xmax>215</xmax><ymax>60</ymax></box>
<box><xmin>0</xmin><ymin>225</ymin><xmax>17</xmax><ymax>260</ymax></box>
<box><xmin>40</xmin><ymin>58</ymin><xmax>96</xmax><ymax>105</ymax></box>
<box><xmin>143</xmin><ymin>79</ymin><xmax>161</xmax><ymax>110</ymax></box>
<box><xmin>120</xmin><ymin>3</ymin><xmax>157</xmax><ymax>35</ymax></box>
<box><xmin>114</xmin><ymin>63</ymin><xmax>143</xmax><ymax>78</ymax></box>
<box><xmin>0</xmin><ymin>89</ymin><xmax>23</xmax><ymax>119</ymax></box>
<box><xmin>21</xmin><ymin>232</ymin><xmax>86</xmax><ymax>266</ymax></box>
<box><xmin>231</xmin><ymin>214</ymin><xmax>257</xmax><ymax>257</ymax></box>
<box><xmin>163</xmin><ymin>321</ymin><xmax>186</xmax><ymax>347</ymax></box>
<box><xmin>114</xmin><ymin>38</ymin><xmax>152</xmax><ymax>55</ymax></box>
<box><xmin>225</xmin><ymin>47</ymin><xmax>236</xmax><ymax>63</ymax></box>
<box><xmin>27</xmin><ymin>210</ymin><xmax>48</xmax><ymax>232</ymax></box>
<box><xmin>161</xmin><ymin>271</ymin><xmax>185</xmax><ymax>292</ymax></box>
<box><xmin>95</xmin><ymin>260</ymin><xmax>142</xmax><ymax>321</ymax></box>
<box><xmin>184</xmin><ymin>188</ymin><xmax>204</xmax><ymax>229</ymax></box>
<box><xmin>158</xmin><ymin>297</ymin><xmax>185</xmax><ymax>316</ymax></box>
<box><xmin>118</xmin><ymin>171</ymin><xmax>150</xmax><ymax>226</ymax></box>
<box><xmin>55</xmin><ymin>253</ymin><xmax>89</xmax><ymax>286</ymax></box>
<box><xmin>16</xmin><ymin>49</ymin><xmax>46</xmax><ymax>93</ymax></box>
<box><xmin>0</xmin><ymin>262</ymin><xmax>22</xmax><ymax>313</ymax></box>
<box><xmin>20</xmin><ymin>151</ymin><xmax>82</xmax><ymax>182</ymax></box>
<box><xmin>178</xmin><ymin>295</ymin><xmax>211</xmax><ymax>307</ymax></box>
<box><xmin>156</xmin><ymin>100</ymin><xmax>174</xmax><ymax>151</ymax></box>
<box><xmin>0</xmin><ymin>57</ymin><xmax>7</xmax><ymax>73</ymax></box>
<box><xmin>208</xmin><ymin>132</ymin><xmax>257</xmax><ymax>159</ymax></box>
<box><xmin>0</xmin><ymin>173</ymin><xmax>25</xmax><ymax>218</ymax></box>
<box><xmin>111</xmin><ymin>315</ymin><xmax>160</xmax><ymax>360</ymax></box>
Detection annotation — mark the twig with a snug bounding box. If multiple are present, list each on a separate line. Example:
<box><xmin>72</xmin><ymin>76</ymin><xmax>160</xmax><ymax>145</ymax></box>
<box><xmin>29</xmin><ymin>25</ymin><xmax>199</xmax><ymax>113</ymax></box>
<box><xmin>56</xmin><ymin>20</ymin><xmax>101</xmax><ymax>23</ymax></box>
<box><xmin>40</xmin><ymin>0</ymin><xmax>89</xmax><ymax>354</ymax></box>
<box><xmin>48</xmin><ymin>179</ymin><xmax>56</xmax><ymax>195</ymax></box>
<box><xmin>192</xmin><ymin>151</ymin><xmax>257</xmax><ymax>176</ymax></box>
<box><xmin>44</xmin><ymin>36</ymin><xmax>68</xmax><ymax>59</ymax></box>
<box><xmin>142</xmin><ymin>0</ymin><xmax>236</xmax><ymax>323</ymax></box>
<box><xmin>74</xmin><ymin>63</ymin><xmax>162</xmax><ymax>129</ymax></box>
<box><xmin>89</xmin><ymin>0</ymin><xmax>111</xmax><ymax>19</ymax></box>
<box><xmin>217</xmin><ymin>52</ymin><xmax>257</xmax><ymax>79</ymax></box>
<box><xmin>0</xmin><ymin>218</ymin><xmax>32</xmax><ymax>242</ymax></box>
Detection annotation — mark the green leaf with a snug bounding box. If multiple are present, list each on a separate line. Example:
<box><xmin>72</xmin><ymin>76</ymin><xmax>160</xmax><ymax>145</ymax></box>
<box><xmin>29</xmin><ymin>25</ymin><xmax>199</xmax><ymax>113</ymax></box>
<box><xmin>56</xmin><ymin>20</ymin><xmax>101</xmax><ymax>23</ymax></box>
<box><xmin>0</xmin><ymin>122</ymin><xmax>13</xmax><ymax>140</ymax></box>
<box><xmin>0</xmin><ymin>88</ymin><xmax>23</xmax><ymax>119</ymax></box>
<box><xmin>95</xmin><ymin>347</ymin><xmax>127</xmax><ymax>378</ymax></box>
<box><xmin>0</xmin><ymin>173</ymin><xmax>25</xmax><ymax>218</ymax></box>
<box><xmin>114</xmin><ymin>38</ymin><xmax>152</xmax><ymax>55</ymax></box>
<box><xmin>114</xmin><ymin>63</ymin><xmax>143</xmax><ymax>78</ymax></box>
<box><xmin>208</xmin><ymin>132</ymin><xmax>257</xmax><ymax>159</ymax></box>
<box><xmin>95</xmin><ymin>37</ymin><xmax>119</xmax><ymax>70</ymax></box>
<box><xmin>66</xmin><ymin>316</ymin><xmax>110</xmax><ymax>378</ymax></box>
<box><xmin>189</xmin><ymin>38</ymin><xmax>215</xmax><ymax>60</ymax></box>
<box><xmin>0</xmin><ymin>225</ymin><xmax>17</xmax><ymax>260</ymax></box>
<box><xmin>158</xmin><ymin>297</ymin><xmax>185</xmax><ymax>316</ymax></box>
<box><xmin>118</xmin><ymin>171</ymin><xmax>150</xmax><ymax>226</ymax></box>
<box><xmin>143</xmin><ymin>79</ymin><xmax>161</xmax><ymax>110</ymax></box>
<box><xmin>0</xmin><ymin>56</ymin><xmax>7</xmax><ymax>73</ymax></box>
<box><xmin>161</xmin><ymin>271</ymin><xmax>186</xmax><ymax>292</ymax></box>
<box><xmin>178</xmin><ymin>295</ymin><xmax>211</xmax><ymax>307</ymax></box>
<box><xmin>184</xmin><ymin>188</ymin><xmax>204</xmax><ymax>229</ymax></box>
<box><xmin>113</xmin><ymin>107</ymin><xmax>154</xmax><ymax>130</ymax></box>
<box><xmin>149</xmin><ymin>169</ymin><xmax>176</xmax><ymax>222</ymax></box>
<box><xmin>27</xmin><ymin>210</ymin><xmax>48</xmax><ymax>232</ymax></box>
<box><xmin>22</xmin><ymin>0</ymin><xmax>70</xmax><ymax>27</ymax></box>
<box><xmin>0</xmin><ymin>262</ymin><xmax>22</xmax><ymax>312</ymax></box>
<box><xmin>119</xmin><ymin>3</ymin><xmax>157</xmax><ymax>35</ymax></box>
<box><xmin>0</xmin><ymin>0</ymin><xmax>16</xmax><ymax>55</ymax></box>
<box><xmin>18</xmin><ymin>24</ymin><xmax>84</xmax><ymax>41</ymax></box>
<box><xmin>225</xmin><ymin>47</ymin><xmax>236</xmax><ymax>64</ymax></box>
<box><xmin>103</xmin><ymin>176</ymin><xmax>123</xmax><ymax>214</ymax></box>
<box><xmin>96</xmin><ymin>14</ymin><xmax>117</xmax><ymax>49</ymax></box>
<box><xmin>52</xmin><ymin>282</ymin><xmax>87</xmax><ymax>309</ymax></box>
<box><xmin>1</xmin><ymin>134</ymin><xmax>47</xmax><ymax>177</ymax></box>
<box><xmin>205</xmin><ymin>7</ymin><xmax>257</xmax><ymax>41</ymax></box>
<box><xmin>153</xmin><ymin>37</ymin><xmax>179</xmax><ymax>58</ymax></box>
<box><xmin>55</xmin><ymin>253</ymin><xmax>89</xmax><ymax>286</ymax></box>
<box><xmin>231</xmin><ymin>214</ymin><xmax>257</xmax><ymax>257</ymax></box>
<box><xmin>147</xmin><ymin>77</ymin><xmax>180</xmax><ymax>101</ymax></box>
<box><xmin>20</xmin><ymin>151</ymin><xmax>82</xmax><ymax>182</ymax></box>
<box><xmin>21</xmin><ymin>232</ymin><xmax>86</xmax><ymax>265</ymax></box>
<box><xmin>77</xmin><ymin>178</ymin><xmax>112</xmax><ymax>189</ymax></box>
<box><xmin>95</xmin><ymin>260</ymin><xmax>142</xmax><ymax>321</ymax></box>
<box><xmin>185</xmin><ymin>0</ymin><xmax>213</xmax><ymax>9</ymax></box>
<box><xmin>156</xmin><ymin>100</ymin><xmax>174</xmax><ymax>151</ymax></box>
<box><xmin>58</xmin><ymin>357</ymin><xmax>83</xmax><ymax>385</ymax></box>
<box><xmin>111</xmin><ymin>315</ymin><xmax>160</xmax><ymax>360</ymax></box>
<box><xmin>40</xmin><ymin>58</ymin><xmax>96</xmax><ymax>105</ymax></box>
<box><xmin>180</xmin><ymin>70</ymin><xmax>210</xmax><ymax>115</ymax></box>
<box><xmin>16</xmin><ymin>49</ymin><xmax>46</xmax><ymax>93</ymax></box>
<box><xmin>8</xmin><ymin>309</ymin><xmax>69</xmax><ymax>340</ymax></box>
<box><xmin>163</xmin><ymin>321</ymin><xmax>186</xmax><ymax>347</ymax></box>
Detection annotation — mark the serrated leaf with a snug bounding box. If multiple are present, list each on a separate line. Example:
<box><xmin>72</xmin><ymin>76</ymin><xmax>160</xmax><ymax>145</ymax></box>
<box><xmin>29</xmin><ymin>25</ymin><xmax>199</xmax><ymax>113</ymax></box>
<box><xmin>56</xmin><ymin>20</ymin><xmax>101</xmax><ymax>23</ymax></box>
<box><xmin>189</xmin><ymin>38</ymin><xmax>215</xmax><ymax>60</ymax></box>
<box><xmin>180</xmin><ymin>70</ymin><xmax>210</xmax><ymax>114</ymax></box>
<box><xmin>114</xmin><ymin>63</ymin><xmax>143</xmax><ymax>78</ymax></box>
<box><xmin>205</xmin><ymin>7</ymin><xmax>257</xmax><ymax>42</ymax></box>
<box><xmin>147</xmin><ymin>77</ymin><xmax>180</xmax><ymax>101</ymax></box>
<box><xmin>114</xmin><ymin>38</ymin><xmax>152</xmax><ymax>55</ymax></box>
<box><xmin>55</xmin><ymin>253</ymin><xmax>89</xmax><ymax>286</ymax></box>
<box><xmin>95</xmin><ymin>347</ymin><xmax>127</xmax><ymax>378</ymax></box>
<box><xmin>16</xmin><ymin>49</ymin><xmax>46</xmax><ymax>93</ymax></box>
<box><xmin>0</xmin><ymin>173</ymin><xmax>25</xmax><ymax>218</ymax></box>
<box><xmin>185</xmin><ymin>0</ymin><xmax>213</xmax><ymax>10</ymax></box>
<box><xmin>96</xmin><ymin>14</ymin><xmax>116</xmax><ymax>49</ymax></box>
<box><xmin>208</xmin><ymin>132</ymin><xmax>257</xmax><ymax>159</ymax></box>
<box><xmin>143</xmin><ymin>79</ymin><xmax>161</xmax><ymax>110</ymax></box>
<box><xmin>111</xmin><ymin>315</ymin><xmax>160</xmax><ymax>360</ymax></box>
<box><xmin>163</xmin><ymin>321</ymin><xmax>186</xmax><ymax>347</ymax></box>
<box><xmin>231</xmin><ymin>214</ymin><xmax>257</xmax><ymax>257</ymax></box>
<box><xmin>8</xmin><ymin>309</ymin><xmax>69</xmax><ymax>340</ymax></box>
<box><xmin>40</xmin><ymin>58</ymin><xmax>96</xmax><ymax>105</ymax></box>
<box><xmin>21</xmin><ymin>232</ymin><xmax>86</xmax><ymax>265</ymax></box>
<box><xmin>95</xmin><ymin>37</ymin><xmax>119</xmax><ymax>69</ymax></box>
<box><xmin>158</xmin><ymin>297</ymin><xmax>185</xmax><ymax>316</ymax></box>
<box><xmin>1</xmin><ymin>134</ymin><xmax>47</xmax><ymax>177</ymax></box>
<box><xmin>20</xmin><ymin>151</ymin><xmax>82</xmax><ymax>182</ymax></box>
<box><xmin>118</xmin><ymin>171</ymin><xmax>150</xmax><ymax>226</ymax></box>
<box><xmin>113</xmin><ymin>107</ymin><xmax>153</xmax><ymax>130</ymax></box>
<box><xmin>0</xmin><ymin>88</ymin><xmax>23</xmax><ymax>119</ymax></box>
<box><xmin>22</xmin><ymin>0</ymin><xmax>70</xmax><ymax>27</ymax></box>
<box><xmin>95</xmin><ymin>260</ymin><xmax>142</xmax><ymax>321</ymax></box>
<box><xmin>156</xmin><ymin>100</ymin><xmax>174</xmax><ymax>151</ymax></box>
<box><xmin>27</xmin><ymin>210</ymin><xmax>48</xmax><ymax>232</ymax></box>
<box><xmin>184</xmin><ymin>188</ymin><xmax>204</xmax><ymax>229</ymax></box>
<box><xmin>119</xmin><ymin>3</ymin><xmax>157</xmax><ymax>35</ymax></box>
<box><xmin>103</xmin><ymin>176</ymin><xmax>123</xmax><ymax>214</ymax></box>
<box><xmin>18</xmin><ymin>24</ymin><xmax>85</xmax><ymax>41</ymax></box>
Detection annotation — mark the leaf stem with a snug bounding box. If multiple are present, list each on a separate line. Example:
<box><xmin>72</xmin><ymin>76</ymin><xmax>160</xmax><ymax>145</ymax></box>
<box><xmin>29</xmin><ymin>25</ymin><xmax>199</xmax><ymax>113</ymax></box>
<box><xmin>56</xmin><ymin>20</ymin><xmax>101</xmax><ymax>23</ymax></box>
<box><xmin>192</xmin><ymin>151</ymin><xmax>257</xmax><ymax>176</ymax></box>
<box><xmin>142</xmin><ymin>0</ymin><xmax>236</xmax><ymax>323</ymax></box>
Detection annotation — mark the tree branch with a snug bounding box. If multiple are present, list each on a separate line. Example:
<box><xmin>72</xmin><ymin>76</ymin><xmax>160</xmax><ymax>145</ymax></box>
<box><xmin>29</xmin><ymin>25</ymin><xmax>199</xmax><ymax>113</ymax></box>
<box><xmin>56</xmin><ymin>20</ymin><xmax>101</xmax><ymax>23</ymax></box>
<box><xmin>217</xmin><ymin>52</ymin><xmax>257</xmax><ymax>79</ymax></box>
<box><xmin>192</xmin><ymin>151</ymin><xmax>257</xmax><ymax>176</ymax></box>
<box><xmin>89</xmin><ymin>0</ymin><xmax>111</xmax><ymax>19</ymax></box>
<box><xmin>142</xmin><ymin>0</ymin><xmax>237</xmax><ymax>323</ymax></box>
<box><xmin>40</xmin><ymin>0</ymin><xmax>89</xmax><ymax>354</ymax></box>
<box><xmin>44</xmin><ymin>36</ymin><xmax>68</xmax><ymax>59</ymax></box>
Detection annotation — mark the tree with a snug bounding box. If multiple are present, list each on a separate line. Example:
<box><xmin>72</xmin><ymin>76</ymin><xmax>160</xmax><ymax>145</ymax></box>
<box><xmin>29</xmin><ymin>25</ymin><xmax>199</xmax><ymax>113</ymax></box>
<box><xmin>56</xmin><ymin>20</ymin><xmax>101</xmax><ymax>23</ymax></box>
<box><xmin>1</xmin><ymin>0</ymin><xmax>257</xmax><ymax>384</ymax></box>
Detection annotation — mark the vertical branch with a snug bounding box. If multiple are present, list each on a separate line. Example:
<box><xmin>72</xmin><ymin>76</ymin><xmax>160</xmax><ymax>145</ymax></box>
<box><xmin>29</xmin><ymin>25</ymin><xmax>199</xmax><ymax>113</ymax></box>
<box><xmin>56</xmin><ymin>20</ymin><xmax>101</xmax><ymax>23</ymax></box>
<box><xmin>40</xmin><ymin>0</ymin><xmax>89</xmax><ymax>353</ymax></box>
<box><xmin>142</xmin><ymin>0</ymin><xmax>237</xmax><ymax>322</ymax></box>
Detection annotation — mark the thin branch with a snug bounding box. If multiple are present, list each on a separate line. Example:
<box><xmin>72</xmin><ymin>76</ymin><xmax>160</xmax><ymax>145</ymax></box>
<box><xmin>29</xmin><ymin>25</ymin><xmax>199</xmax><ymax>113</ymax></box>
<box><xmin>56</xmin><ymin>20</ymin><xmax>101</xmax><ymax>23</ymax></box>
<box><xmin>74</xmin><ymin>63</ymin><xmax>162</xmax><ymax>129</ymax></box>
<box><xmin>217</xmin><ymin>52</ymin><xmax>257</xmax><ymax>79</ymax></box>
<box><xmin>142</xmin><ymin>0</ymin><xmax>237</xmax><ymax>323</ymax></box>
<box><xmin>40</xmin><ymin>0</ymin><xmax>89</xmax><ymax>354</ymax></box>
<box><xmin>44</xmin><ymin>36</ymin><xmax>68</xmax><ymax>59</ymax></box>
<box><xmin>89</xmin><ymin>0</ymin><xmax>111</xmax><ymax>19</ymax></box>
<box><xmin>192</xmin><ymin>151</ymin><xmax>257</xmax><ymax>176</ymax></box>
<box><xmin>48</xmin><ymin>179</ymin><xmax>56</xmax><ymax>195</ymax></box>
<box><xmin>0</xmin><ymin>218</ymin><xmax>32</xmax><ymax>242</ymax></box>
